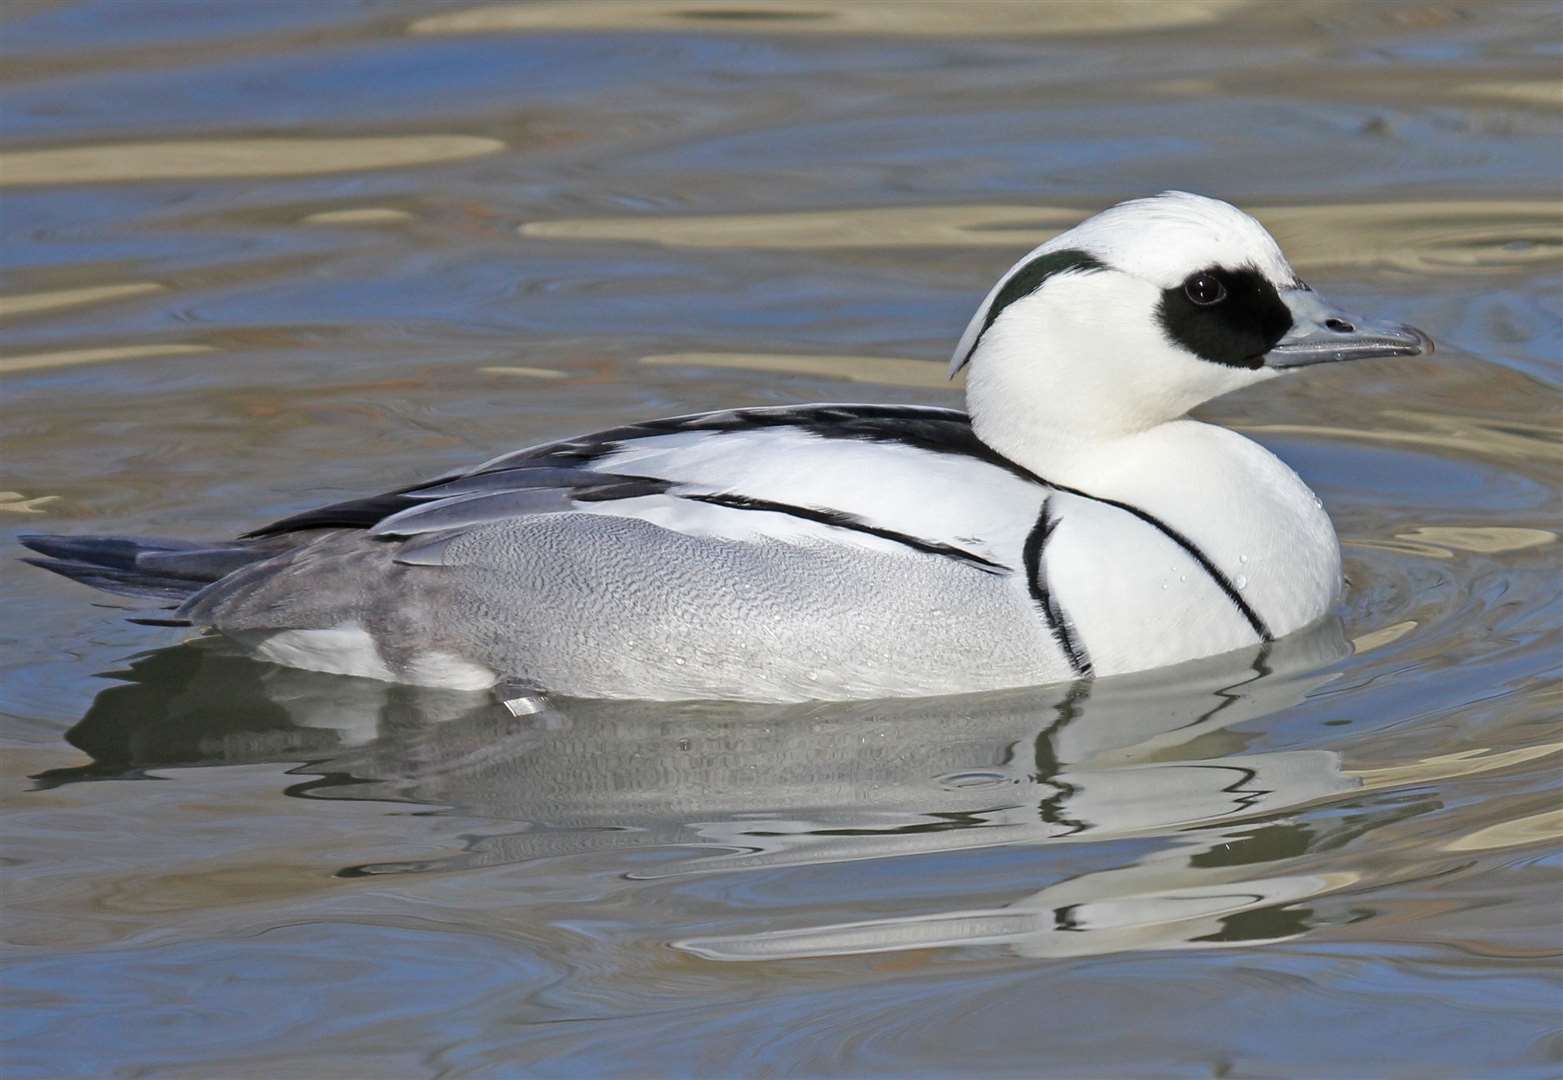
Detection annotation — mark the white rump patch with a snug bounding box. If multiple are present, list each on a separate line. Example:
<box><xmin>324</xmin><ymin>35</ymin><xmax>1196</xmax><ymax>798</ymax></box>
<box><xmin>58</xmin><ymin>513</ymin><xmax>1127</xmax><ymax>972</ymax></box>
<box><xmin>239</xmin><ymin>626</ymin><xmax>497</xmax><ymax>690</ymax></box>
<box><xmin>242</xmin><ymin>624</ymin><xmax>397</xmax><ymax>682</ymax></box>
<box><xmin>401</xmin><ymin>651</ymin><xmax>498</xmax><ymax>691</ymax></box>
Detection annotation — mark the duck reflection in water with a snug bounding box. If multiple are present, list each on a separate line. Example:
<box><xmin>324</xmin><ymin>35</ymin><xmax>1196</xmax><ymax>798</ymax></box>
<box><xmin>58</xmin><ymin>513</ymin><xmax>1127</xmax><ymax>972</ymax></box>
<box><xmin>38</xmin><ymin>620</ymin><xmax>1371</xmax><ymax>959</ymax></box>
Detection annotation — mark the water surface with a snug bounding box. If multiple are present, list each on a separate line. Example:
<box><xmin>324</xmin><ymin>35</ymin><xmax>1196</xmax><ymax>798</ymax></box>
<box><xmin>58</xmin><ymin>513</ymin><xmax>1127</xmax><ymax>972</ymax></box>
<box><xmin>2</xmin><ymin>2</ymin><xmax>1560</xmax><ymax>1076</ymax></box>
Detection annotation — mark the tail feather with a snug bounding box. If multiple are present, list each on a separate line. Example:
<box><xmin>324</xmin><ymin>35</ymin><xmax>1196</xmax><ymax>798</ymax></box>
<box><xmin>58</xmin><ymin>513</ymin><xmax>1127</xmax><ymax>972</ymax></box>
<box><xmin>20</xmin><ymin>556</ymin><xmax>205</xmax><ymax>601</ymax></box>
<box><xmin>19</xmin><ymin>533</ymin><xmax>207</xmax><ymax>570</ymax></box>
<box><xmin>18</xmin><ymin>533</ymin><xmax>268</xmax><ymax>604</ymax></box>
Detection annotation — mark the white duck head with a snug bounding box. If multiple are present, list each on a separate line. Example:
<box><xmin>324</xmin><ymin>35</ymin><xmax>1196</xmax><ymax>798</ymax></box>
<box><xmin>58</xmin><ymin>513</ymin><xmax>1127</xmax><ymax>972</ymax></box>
<box><xmin>954</xmin><ymin>192</ymin><xmax>1431</xmax><ymax>461</ymax></box>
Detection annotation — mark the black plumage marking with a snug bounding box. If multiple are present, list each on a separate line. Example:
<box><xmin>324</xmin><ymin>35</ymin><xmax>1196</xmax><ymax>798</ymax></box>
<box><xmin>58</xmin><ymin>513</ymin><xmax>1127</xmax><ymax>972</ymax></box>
<box><xmin>528</xmin><ymin>405</ymin><xmax>1001</xmax><ymax>470</ymax></box>
<box><xmin>1048</xmin><ymin>489</ymin><xmax>1273</xmax><ymax>643</ymax></box>
<box><xmin>953</xmin><ymin>248</ymin><xmax>1108</xmax><ymax>374</ymax></box>
<box><xmin>17</xmin><ymin>533</ymin><xmax>263</xmax><ymax>602</ymax></box>
<box><xmin>19</xmin><ymin>556</ymin><xmax>203</xmax><ymax>601</ymax></box>
<box><xmin>683</xmin><ymin>492</ymin><xmax>1007</xmax><ymax>574</ymax></box>
<box><xmin>243</xmin><ymin>471</ymin><xmax>672</xmax><ymax>539</ymax></box>
<box><xmin>234</xmin><ymin>403</ymin><xmax>1271</xmax><ymax>644</ymax></box>
<box><xmin>241</xmin><ymin>406</ymin><xmax>1008</xmax><ymax>539</ymax></box>
<box><xmin>567</xmin><ymin>476</ymin><xmax>675</xmax><ymax>502</ymax></box>
<box><xmin>243</xmin><ymin>492</ymin><xmax>426</xmax><ymax>537</ymax></box>
<box><xmin>413</xmin><ymin>466</ymin><xmax>640</xmax><ymax>499</ymax></box>
<box><xmin>18</xmin><ymin>533</ymin><xmax>203</xmax><ymax>570</ymax></box>
<box><xmin>1022</xmin><ymin>501</ymin><xmax>1092</xmax><ymax>677</ymax></box>
<box><xmin>1157</xmin><ymin>263</ymin><xmax>1292</xmax><ymax>370</ymax></box>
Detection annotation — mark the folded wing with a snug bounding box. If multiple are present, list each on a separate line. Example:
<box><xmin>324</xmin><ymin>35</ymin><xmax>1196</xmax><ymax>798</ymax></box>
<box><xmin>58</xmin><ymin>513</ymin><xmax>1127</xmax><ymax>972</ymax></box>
<box><xmin>242</xmin><ymin>404</ymin><xmax>1049</xmax><ymax>575</ymax></box>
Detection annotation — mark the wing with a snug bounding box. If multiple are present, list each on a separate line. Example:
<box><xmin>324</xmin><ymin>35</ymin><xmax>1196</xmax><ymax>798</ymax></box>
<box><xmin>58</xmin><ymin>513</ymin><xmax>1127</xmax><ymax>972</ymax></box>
<box><xmin>243</xmin><ymin>404</ymin><xmax>1051</xmax><ymax>574</ymax></box>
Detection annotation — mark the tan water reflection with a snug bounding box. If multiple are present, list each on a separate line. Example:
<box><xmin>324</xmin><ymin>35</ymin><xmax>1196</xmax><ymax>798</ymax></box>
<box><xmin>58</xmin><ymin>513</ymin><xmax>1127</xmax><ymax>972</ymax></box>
<box><xmin>1349</xmin><ymin>741</ymin><xmax>1563</xmax><ymax>790</ymax></box>
<box><xmin>1444</xmin><ymin>807</ymin><xmax>1563</xmax><ymax>852</ymax></box>
<box><xmin>0</xmin><ymin>342</ymin><xmax>213</xmax><ymax>375</ymax></box>
<box><xmin>0</xmin><ymin>283</ymin><xmax>164</xmax><ymax>320</ymax></box>
<box><xmin>522</xmin><ymin>200</ymin><xmax>1561</xmax><ymax>275</ymax></box>
<box><xmin>1349</xmin><ymin>619</ymin><xmax>1417</xmax><ymax>653</ymax></box>
<box><xmin>0</xmin><ymin>491</ymin><xmax>60</xmax><ymax>514</ymax></box>
<box><xmin>642</xmin><ymin>351</ymin><xmax>958</xmax><ymax>390</ymax></box>
<box><xmin>1350</xmin><ymin>525</ymin><xmax>1556</xmax><ymax>560</ymax></box>
<box><xmin>412</xmin><ymin>0</ymin><xmax>1247</xmax><ymax>39</ymax></box>
<box><xmin>1457</xmin><ymin>80</ymin><xmax>1563</xmax><ymax>109</ymax></box>
<box><xmin>301</xmin><ymin>207</ymin><xmax>416</xmax><ymax>226</ymax></box>
<box><xmin>0</xmin><ymin>136</ymin><xmax>503</xmax><ymax>187</ymax></box>
<box><xmin>481</xmin><ymin>364</ymin><xmax>571</xmax><ymax>380</ymax></box>
<box><xmin>1247</xmin><ymin>409</ymin><xmax>1563</xmax><ymax>464</ymax></box>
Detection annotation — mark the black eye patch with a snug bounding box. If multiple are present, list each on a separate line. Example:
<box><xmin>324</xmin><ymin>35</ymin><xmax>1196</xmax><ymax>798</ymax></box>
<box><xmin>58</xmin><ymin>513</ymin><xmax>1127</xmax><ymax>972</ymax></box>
<box><xmin>1156</xmin><ymin>264</ymin><xmax>1292</xmax><ymax>369</ymax></box>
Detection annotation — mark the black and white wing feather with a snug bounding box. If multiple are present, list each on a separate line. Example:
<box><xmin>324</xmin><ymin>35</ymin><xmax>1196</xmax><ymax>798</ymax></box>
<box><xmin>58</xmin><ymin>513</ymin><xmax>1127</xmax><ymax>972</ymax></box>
<box><xmin>243</xmin><ymin>404</ymin><xmax>1050</xmax><ymax>574</ymax></box>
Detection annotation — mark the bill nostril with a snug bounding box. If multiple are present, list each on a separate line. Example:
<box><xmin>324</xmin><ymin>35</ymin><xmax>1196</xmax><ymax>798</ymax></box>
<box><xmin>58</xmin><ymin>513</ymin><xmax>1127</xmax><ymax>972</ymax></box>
<box><xmin>1325</xmin><ymin>317</ymin><xmax>1355</xmax><ymax>333</ymax></box>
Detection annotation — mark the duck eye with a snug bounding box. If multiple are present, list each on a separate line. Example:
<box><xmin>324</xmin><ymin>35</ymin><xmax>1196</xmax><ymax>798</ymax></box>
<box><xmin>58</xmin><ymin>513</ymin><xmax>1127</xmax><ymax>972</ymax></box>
<box><xmin>1184</xmin><ymin>272</ymin><xmax>1227</xmax><ymax>306</ymax></box>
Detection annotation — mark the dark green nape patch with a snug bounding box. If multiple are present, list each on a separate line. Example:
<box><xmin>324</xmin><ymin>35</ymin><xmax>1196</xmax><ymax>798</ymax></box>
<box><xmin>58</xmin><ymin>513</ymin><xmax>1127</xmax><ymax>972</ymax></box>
<box><xmin>954</xmin><ymin>248</ymin><xmax>1107</xmax><ymax>372</ymax></box>
<box><xmin>1158</xmin><ymin>264</ymin><xmax>1292</xmax><ymax>369</ymax></box>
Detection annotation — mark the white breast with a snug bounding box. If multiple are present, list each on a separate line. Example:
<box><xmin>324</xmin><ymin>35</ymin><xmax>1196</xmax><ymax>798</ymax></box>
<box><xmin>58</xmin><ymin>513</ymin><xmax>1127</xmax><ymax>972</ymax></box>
<box><xmin>1045</xmin><ymin>420</ymin><xmax>1342</xmax><ymax>644</ymax></box>
<box><xmin>1041</xmin><ymin>492</ymin><xmax>1259</xmax><ymax>676</ymax></box>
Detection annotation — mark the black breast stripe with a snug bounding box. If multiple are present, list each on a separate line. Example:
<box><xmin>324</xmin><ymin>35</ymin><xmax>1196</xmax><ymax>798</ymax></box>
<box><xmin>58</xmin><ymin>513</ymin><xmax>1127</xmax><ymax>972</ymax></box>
<box><xmin>1022</xmin><ymin>501</ymin><xmax>1092</xmax><ymax>677</ymax></box>
<box><xmin>682</xmin><ymin>492</ymin><xmax>1008</xmax><ymax>574</ymax></box>
<box><xmin>1048</xmin><ymin>486</ymin><xmax>1273</xmax><ymax>643</ymax></box>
